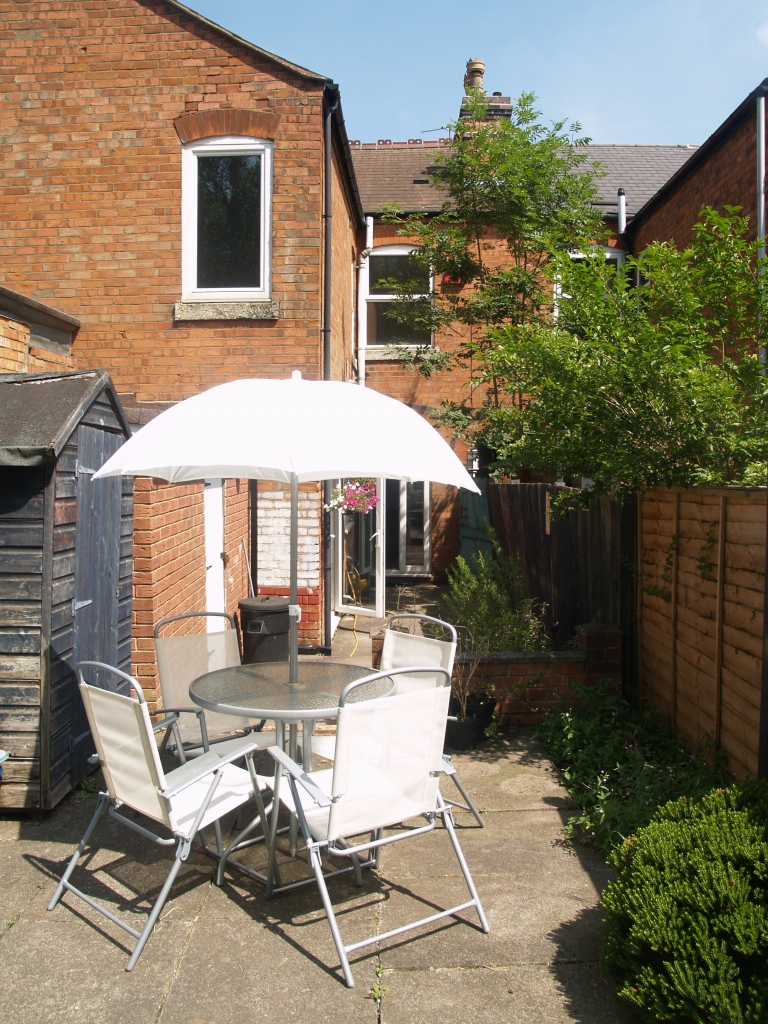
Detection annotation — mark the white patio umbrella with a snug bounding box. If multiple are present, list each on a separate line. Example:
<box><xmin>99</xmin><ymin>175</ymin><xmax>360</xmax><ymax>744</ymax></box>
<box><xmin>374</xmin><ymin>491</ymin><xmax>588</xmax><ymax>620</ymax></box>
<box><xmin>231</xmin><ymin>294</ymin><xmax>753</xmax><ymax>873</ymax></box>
<box><xmin>95</xmin><ymin>372</ymin><xmax>480</xmax><ymax>682</ymax></box>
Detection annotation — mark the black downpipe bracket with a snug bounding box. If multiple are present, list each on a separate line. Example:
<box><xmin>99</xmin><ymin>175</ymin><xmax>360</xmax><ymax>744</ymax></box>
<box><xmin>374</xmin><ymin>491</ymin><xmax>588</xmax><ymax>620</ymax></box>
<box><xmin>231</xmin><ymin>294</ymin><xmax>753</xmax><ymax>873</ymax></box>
<box><xmin>320</xmin><ymin>86</ymin><xmax>340</xmax><ymax>656</ymax></box>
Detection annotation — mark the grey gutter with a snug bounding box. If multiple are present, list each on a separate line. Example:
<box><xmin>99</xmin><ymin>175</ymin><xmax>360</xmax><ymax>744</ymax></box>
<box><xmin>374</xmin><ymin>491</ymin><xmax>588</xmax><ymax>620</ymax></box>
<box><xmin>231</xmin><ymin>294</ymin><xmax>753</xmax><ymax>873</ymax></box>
<box><xmin>627</xmin><ymin>77</ymin><xmax>768</xmax><ymax>240</ymax></box>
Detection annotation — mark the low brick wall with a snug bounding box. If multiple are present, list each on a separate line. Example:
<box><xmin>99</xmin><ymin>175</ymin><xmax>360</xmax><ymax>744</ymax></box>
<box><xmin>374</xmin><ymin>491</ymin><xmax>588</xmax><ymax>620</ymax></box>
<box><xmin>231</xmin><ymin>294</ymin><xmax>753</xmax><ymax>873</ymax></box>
<box><xmin>459</xmin><ymin>623</ymin><xmax>622</xmax><ymax>726</ymax></box>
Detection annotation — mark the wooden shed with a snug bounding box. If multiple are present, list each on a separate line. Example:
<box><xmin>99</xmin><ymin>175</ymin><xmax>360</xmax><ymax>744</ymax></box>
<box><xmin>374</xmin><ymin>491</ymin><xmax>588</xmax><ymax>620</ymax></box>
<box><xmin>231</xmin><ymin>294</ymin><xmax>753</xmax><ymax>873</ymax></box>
<box><xmin>0</xmin><ymin>370</ymin><xmax>132</xmax><ymax>809</ymax></box>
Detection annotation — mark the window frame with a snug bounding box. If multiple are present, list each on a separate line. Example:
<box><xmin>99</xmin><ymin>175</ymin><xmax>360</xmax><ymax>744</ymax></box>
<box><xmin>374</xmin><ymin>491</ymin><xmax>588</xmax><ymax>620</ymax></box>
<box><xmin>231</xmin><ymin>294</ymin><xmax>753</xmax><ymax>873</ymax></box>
<box><xmin>365</xmin><ymin>244</ymin><xmax>433</xmax><ymax>347</ymax></box>
<box><xmin>181</xmin><ymin>135</ymin><xmax>273</xmax><ymax>303</ymax></box>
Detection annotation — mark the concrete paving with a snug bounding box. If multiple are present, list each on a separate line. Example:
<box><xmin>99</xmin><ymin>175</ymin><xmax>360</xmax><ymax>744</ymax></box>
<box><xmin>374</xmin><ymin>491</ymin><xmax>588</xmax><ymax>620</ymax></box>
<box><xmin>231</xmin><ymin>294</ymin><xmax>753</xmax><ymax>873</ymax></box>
<box><xmin>0</xmin><ymin>730</ymin><xmax>638</xmax><ymax>1024</ymax></box>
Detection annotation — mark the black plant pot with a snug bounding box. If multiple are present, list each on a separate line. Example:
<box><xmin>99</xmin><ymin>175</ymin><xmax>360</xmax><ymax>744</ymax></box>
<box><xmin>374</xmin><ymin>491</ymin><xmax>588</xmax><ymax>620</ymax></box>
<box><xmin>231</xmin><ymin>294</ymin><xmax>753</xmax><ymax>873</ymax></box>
<box><xmin>445</xmin><ymin>716</ymin><xmax>484</xmax><ymax>751</ymax></box>
<box><xmin>466</xmin><ymin>694</ymin><xmax>497</xmax><ymax>729</ymax></box>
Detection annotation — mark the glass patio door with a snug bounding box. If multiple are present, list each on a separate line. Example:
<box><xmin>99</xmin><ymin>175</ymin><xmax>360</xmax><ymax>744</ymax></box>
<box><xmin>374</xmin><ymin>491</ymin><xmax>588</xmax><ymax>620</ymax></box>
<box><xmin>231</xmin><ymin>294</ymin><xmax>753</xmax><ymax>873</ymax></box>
<box><xmin>333</xmin><ymin>479</ymin><xmax>385</xmax><ymax>618</ymax></box>
<box><xmin>385</xmin><ymin>479</ymin><xmax>431</xmax><ymax>575</ymax></box>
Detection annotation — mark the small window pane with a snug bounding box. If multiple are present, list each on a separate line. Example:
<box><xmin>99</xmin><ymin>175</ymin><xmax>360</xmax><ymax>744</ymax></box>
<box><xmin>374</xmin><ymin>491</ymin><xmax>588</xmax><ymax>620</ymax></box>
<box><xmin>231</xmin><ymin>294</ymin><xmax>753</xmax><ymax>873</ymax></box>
<box><xmin>367</xmin><ymin>302</ymin><xmax>431</xmax><ymax>346</ymax></box>
<box><xmin>197</xmin><ymin>154</ymin><xmax>261</xmax><ymax>288</ymax></box>
<box><xmin>405</xmin><ymin>481</ymin><xmax>425</xmax><ymax>565</ymax></box>
<box><xmin>369</xmin><ymin>254</ymin><xmax>429</xmax><ymax>294</ymax></box>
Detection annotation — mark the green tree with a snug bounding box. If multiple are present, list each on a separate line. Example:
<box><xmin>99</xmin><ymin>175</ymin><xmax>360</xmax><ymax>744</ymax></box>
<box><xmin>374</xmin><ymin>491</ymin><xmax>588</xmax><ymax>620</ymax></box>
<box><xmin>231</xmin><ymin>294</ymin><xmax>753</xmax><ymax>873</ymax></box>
<box><xmin>380</xmin><ymin>90</ymin><xmax>604</xmax><ymax>381</ymax></box>
<box><xmin>471</xmin><ymin>207</ymin><xmax>768</xmax><ymax>497</ymax></box>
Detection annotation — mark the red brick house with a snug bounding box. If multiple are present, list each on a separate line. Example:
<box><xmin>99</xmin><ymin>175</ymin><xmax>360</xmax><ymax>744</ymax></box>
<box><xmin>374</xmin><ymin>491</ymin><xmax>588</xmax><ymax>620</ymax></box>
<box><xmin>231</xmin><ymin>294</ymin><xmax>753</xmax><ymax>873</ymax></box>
<box><xmin>0</xmin><ymin>0</ymin><xmax>363</xmax><ymax>700</ymax></box>
<box><xmin>348</xmin><ymin>62</ymin><xmax>696</xmax><ymax>590</ymax></box>
<box><xmin>626</xmin><ymin>79</ymin><xmax>768</xmax><ymax>253</ymax></box>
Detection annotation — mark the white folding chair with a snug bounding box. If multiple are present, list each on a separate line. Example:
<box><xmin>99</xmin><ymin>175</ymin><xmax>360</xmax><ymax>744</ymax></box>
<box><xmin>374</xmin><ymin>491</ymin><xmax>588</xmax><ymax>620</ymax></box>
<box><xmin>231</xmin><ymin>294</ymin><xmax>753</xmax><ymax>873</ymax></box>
<box><xmin>258</xmin><ymin>666</ymin><xmax>489</xmax><ymax>988</ymax></box>
<box><xmin>313</xmin><ymin>613</ymin><xmax>485</xmax><ymax>826</ymax></box>
<box><xmin>154</xmin><ymin>611</ymin><xmax>275</xmax><ymax>761</ymax></box>
<box><xmin>48</xmin><ymin>662</ymin><xmax>273</xmax><ymax>971</ymax></box>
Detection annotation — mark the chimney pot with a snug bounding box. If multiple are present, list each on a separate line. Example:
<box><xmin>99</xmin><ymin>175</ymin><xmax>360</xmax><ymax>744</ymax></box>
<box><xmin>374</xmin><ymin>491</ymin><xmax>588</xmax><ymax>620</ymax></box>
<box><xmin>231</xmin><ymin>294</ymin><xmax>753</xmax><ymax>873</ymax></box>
<box><xmin>464</xmin><ymin>58</ymin><xmax>485</xmax><ymax>93</ymax></box>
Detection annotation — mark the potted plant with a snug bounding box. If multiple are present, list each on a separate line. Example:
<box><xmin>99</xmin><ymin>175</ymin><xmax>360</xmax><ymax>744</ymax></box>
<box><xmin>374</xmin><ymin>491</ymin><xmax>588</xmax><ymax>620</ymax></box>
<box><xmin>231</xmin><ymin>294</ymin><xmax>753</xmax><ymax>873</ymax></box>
<box><xmin>442</xmin><ymin>537</ymin><xmax>549</xmax><ymax>750</ymax></box>
<box><xmin>445</xmin><ymin>625</ymin><xmax>493</xmax><ymax>750</ymax></box>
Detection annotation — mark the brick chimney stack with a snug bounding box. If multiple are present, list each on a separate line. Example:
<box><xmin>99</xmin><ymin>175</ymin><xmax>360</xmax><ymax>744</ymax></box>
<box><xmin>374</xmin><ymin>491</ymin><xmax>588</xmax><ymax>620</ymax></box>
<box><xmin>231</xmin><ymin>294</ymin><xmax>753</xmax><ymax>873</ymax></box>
<box><xmin>464</xmin><ymin>58</ymin><xmax>485</xmax><ymax>92</ymax></box>
<box><xmin>459</xmin><ymin>59</ymin><xmax>513</xmax><ymax>121</ymax></box>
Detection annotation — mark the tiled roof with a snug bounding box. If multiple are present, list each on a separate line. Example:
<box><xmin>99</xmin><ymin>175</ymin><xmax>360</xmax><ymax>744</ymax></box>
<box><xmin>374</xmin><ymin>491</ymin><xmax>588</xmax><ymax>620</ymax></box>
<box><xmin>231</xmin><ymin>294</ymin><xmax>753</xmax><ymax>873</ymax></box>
<box><xmin>581</xmin><ymin>144</ymin><xmax>699</xmax><ymax>217</ymax></box>
<box><xmin>350</xmin><ymin>142</ymin><xmax>699</xmax><ymax>219</ymax></box>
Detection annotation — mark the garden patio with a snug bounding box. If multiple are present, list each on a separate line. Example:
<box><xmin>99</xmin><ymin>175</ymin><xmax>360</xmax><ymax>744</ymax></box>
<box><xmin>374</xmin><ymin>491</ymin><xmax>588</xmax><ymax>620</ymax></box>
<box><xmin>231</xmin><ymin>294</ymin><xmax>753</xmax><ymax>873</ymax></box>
<box><xmin>0</xmin><ymin>721</ymin><xmax>636</xmax><ymax>1024</ymax></box>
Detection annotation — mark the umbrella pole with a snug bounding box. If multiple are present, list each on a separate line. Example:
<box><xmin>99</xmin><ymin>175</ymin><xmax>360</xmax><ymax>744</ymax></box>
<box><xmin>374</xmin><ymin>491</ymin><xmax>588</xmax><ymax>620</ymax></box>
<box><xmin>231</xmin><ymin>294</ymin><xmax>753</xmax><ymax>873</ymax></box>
<box><xmin>289</xmin><ymin>472</ymin><xmax>299</xmax><ymax>685</ymax></box>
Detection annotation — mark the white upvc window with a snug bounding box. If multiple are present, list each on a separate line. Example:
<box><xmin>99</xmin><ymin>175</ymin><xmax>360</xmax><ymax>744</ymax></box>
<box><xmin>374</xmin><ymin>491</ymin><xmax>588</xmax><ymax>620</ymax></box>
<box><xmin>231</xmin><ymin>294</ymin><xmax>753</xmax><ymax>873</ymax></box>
<box><xmin>366</xmin><ymin>244</ymin><xmax>432</xmax><ymax>346</ymax></box>
<box><xmin>181</xmin><ymin>136</ymin><xmax>273</xmax><ymax>302</ymax></box>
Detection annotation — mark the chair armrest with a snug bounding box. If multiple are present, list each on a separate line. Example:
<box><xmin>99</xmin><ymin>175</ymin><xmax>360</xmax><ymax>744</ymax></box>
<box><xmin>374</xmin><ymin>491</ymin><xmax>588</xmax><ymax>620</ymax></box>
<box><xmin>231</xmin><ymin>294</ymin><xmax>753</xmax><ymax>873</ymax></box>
<box><xmin>151</xmin><ymin>713</ymin><xmax>180</xmax><ymax>733</ymax></box>
<box><xmin>161</xmin><ymin>736</ymin><xmax>263</xmax><ymax>799</ymax></box>
<box><xmin>268</xmin><ymin>746</ymin><xmax>332</xmax><ymax>808</ymax></box>
<box><xmin>154</xmin><ymin>706</ymin><xmax>204</xmax><ymax>718</ymax></box>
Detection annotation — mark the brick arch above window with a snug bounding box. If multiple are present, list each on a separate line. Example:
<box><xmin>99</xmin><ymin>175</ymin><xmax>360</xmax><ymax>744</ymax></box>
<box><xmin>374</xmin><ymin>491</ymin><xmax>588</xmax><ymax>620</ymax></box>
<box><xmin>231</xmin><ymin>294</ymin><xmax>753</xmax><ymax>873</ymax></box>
<box><xmin>173</xmin><ymin>108</ymin><xmax>280</xmax><ymax>144</ymax></box>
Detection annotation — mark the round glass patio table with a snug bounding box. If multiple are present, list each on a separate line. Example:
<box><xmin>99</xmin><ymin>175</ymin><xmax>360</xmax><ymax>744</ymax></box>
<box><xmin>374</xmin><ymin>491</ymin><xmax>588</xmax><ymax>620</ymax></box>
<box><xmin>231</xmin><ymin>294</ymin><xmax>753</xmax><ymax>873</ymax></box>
<box><xmin>188</xmin><ymin>660</ymin><xmax>392</xmax><ymax>723</ymax></box>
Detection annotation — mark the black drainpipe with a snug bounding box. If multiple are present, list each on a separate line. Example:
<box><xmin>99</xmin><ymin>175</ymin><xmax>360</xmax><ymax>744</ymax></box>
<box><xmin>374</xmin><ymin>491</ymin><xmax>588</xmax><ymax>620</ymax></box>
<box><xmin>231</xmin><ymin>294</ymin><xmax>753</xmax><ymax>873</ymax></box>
<box><xmin>321</xmin><ymin>85</ymin><xmax>340</xmax><ymax>654</ymax></box>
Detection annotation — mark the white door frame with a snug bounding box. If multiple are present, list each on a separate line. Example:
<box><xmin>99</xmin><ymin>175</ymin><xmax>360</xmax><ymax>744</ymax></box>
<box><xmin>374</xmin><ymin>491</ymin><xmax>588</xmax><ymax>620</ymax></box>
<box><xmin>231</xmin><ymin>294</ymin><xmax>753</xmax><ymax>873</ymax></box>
<box><xmin>333</xmin><ymin>478</ymin><xmax>385</xmax><ymax>618</ymax></box>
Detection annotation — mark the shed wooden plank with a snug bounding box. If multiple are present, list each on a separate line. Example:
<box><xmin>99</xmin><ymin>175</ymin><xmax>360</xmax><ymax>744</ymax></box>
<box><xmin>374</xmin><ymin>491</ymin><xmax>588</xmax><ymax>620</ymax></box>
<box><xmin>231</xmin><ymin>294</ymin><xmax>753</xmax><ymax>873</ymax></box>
<box><xmin>0</xmin><ymin>601</ymin><xmax>41</xmax><ymax>626</ymax></box>
<box><xmin>53</xmin><ymin>523</ymin><xmax>76</xmax><ymax>551</ymax></box>
<box><xmin>0</xmin><ymin>683</ymin><xmax>40</xmax><ymax>705</ymax></box>
<box><xmin>0</xmin><ymin>494</ymin><xmax>44</xmax><ymax>521</ymax></box>
<box><xmin>54</xmin><ymin>474</ymin><xmax>76</xmax><ymax>499</ymax></box>
<box><xmin>0</xmin><ymin>630</ymin><xmax>40</xmax><ymax>655</ymax></box>
<box><xmin>0</xmin><ymin>731</ymin><xmax>39</xmax><ymax>757</ymax></box>
<box><xmin>52</xmin><ymin>552</ymin><xmax>75</xmax><ymax>579</ymax></box>
<box><xmin>81</xmin><ymin>405</ymin><xmax>122</xmax><ymax>431</ymax></box>
<box><xmin>0</xmin><ymin>783</ymin><xmax>39</xmax><ymax>808</ymax></box>
<box><xmin>0</xmin><ymin>576</ymin><xmax>40</xmax><ymax>600</ymax></box>
<box><xmin>51</xmin><ymin>603</ymin><xmax>73</xmax><ymax>634</ymax></box>
<box><xmin>0</xmin><ymin>707</ymin><xmax>39</xmax><ymax>730</ymax></box>
<box><xmin>54</xmin><ymin>499</ymin><xmax>77</xmax><ymax>526</ymax></box>
<box><xmin>0</xmin><ymin>550</ymin><xmax>42</xmax><ymax>574</ymax></box>
<box><xmin>0</xmin><ymin>654</ymin><xmax>40</xmax><ymax>680</ymax></box>
<box><xmin>0</xmin><ymin>523</ymin><xmax>44</xmax><ymax>547</ymax></box>
<box><xmin>1</xmin><ymin>758</ymin><xmax>40</xmax><ymax>782</ymax></box>
<box><xmin>51</xmin><ymin>577</ymin><xmax>74</xmax><ymax>606</ymax></box>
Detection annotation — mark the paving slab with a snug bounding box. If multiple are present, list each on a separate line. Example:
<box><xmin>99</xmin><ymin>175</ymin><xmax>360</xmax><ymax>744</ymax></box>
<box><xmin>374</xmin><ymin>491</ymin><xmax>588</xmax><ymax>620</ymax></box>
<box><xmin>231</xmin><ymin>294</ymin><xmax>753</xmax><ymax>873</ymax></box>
<box><xmin>0</xmin><ymin>728</ymin><xmax>637</xmax><ymax>1024</ymax></box>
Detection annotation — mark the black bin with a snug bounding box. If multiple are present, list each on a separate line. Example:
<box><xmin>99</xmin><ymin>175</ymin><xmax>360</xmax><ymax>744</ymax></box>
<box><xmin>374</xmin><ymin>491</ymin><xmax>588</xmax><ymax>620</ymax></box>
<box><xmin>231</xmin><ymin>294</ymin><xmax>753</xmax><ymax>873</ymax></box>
<box><xmin>239</xmin><ymin>596</ymin><xmax>290</xmax><ymax>664</ymax></box>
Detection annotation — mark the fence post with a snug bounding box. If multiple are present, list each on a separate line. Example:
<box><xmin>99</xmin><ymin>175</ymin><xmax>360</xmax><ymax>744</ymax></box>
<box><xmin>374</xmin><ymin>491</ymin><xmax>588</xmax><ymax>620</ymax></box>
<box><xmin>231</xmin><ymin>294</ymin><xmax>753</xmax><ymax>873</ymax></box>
<box><xmin>670</xmin><ymin>491</ymin><xmax>680</xmax><ymax>733</ymax></box>
<box><xmin>714</xmin><ymin>495</ymin><xmax>727</xmax><ymax>745</ymax></box>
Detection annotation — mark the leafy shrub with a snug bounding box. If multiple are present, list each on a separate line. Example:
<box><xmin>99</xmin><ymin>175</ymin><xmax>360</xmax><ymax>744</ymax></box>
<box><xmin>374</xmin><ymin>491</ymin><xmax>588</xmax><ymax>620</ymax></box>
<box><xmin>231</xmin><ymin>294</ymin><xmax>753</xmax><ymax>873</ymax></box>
<box><xmin>537</xmin><ymin>680</ymin><xmax>722</xmax><ymax>857</ymax></box>
<box><xmin>441</xmin><ymin>538</ymin><xmax>549</xmax><ymax>654</ymax></box>
<box><xmin>602</xmin><ymin>779</ymin><xmax>768</xmax><ymax>1024</ymax></box>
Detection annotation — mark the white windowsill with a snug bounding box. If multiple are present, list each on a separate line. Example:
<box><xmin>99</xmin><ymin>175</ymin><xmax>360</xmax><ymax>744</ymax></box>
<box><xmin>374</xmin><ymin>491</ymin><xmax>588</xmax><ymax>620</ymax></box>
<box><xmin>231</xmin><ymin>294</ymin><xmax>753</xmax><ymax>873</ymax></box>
<box><xmin>174</xmin><ymin>300</ymin><xmax>279</xmax><ymax>321</ymax></box>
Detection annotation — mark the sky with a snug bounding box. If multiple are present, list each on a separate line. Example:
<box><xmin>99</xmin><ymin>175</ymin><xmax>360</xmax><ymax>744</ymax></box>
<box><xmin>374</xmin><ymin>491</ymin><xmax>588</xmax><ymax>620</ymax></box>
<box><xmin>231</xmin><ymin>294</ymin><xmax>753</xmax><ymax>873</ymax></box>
<box><xmin>183</xmin><ymin>0</ymin><xmax>768</xmax><ymax>147</ymax></box>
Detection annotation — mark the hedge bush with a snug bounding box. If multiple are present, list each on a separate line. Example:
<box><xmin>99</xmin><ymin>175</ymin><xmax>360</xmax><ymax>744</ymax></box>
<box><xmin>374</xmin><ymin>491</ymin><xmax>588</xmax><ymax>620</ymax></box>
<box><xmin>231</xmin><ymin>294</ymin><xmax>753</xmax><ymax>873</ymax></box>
<box><xmin>602</xmin><ymin>780</ymin><xmax>768</xmax><ymax>1024</ymax></box>
<box><xmin>536</xmin><ymin>680</ymin><xmax>722</xmax><ymax>856</ymax></box>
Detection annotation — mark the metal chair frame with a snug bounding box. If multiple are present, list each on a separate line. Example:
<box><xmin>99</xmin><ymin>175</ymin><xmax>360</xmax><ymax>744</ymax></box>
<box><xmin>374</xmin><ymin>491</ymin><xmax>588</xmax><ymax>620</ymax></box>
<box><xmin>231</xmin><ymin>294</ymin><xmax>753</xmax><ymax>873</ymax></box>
<box><xmin>259</xmin><ymin>667</ymin><xmax>489</xmax><ymax>988</ymax></box>
<box><xmin>384</xmin><ymin>613</ymin><xmax>486</xmax><ymax>826</ymax></box>
<box><xmin>47</xmin><ymin>662</ymin><xmax>272</xmax><ymax>971</ymax></box>
<box><xmin>153</xmin><ymin>611</ymin><xmax>270</xmax><ymax>762</ymax></box>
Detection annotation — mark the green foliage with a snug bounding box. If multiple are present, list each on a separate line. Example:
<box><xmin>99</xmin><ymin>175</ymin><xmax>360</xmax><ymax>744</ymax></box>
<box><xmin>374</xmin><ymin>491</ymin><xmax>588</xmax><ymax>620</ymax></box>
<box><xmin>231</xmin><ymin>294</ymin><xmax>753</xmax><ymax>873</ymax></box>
<box><xmin>476</xmin><ymin>207</ymin><xmax>768</xmax><ymax>497</ymax></box>
<box><xmin>442</xmin><ymin>539</ymin><xmax>549</xmax><ymax>654</ymax></box>
<box><xmin>536</xmin><ymin>680</ymin><xmax>722</xmax><ymax>857</ymax></box>
<box><xmin>382</xmin><ymin>90</ymin><xmax>603</xmax><ymax>373</ymax></box>
<box><xmin>602</xmin><ymin>779</ymin><xmax>768</xmax><ymax>1024</ymax></box>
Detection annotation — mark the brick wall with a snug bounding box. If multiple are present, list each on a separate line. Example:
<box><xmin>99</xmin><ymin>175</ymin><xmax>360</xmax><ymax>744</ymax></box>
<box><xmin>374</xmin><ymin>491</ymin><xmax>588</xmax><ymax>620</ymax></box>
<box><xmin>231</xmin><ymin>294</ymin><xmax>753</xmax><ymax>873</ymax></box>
<box><xmin>0</xmin><ymin>0</ymin><xmax>362</xmax><ymax>669</ymax></box>
<box><xmin>631</xmin><ymin>110</ymin><xmax>759</xmax><ymax>252</ymax></box>
<box><xmin>461</xmin><ymin>623</ymin><xmax>622</xmax><ymax>726</ymax></box>
<box><xmin>255</xmin><ymin>480</ymin><xmax>322</xmax><ymax>645</ymax></box>
<box><xmin>0</xmin><ymin>0</ymin><xmax>346</xmax><ymax>401</ymax></box>
<box><xmin>132</xmin><ymin>479</ymin><xmax>207</xmax><ymax>707</ymax></box>
<box><xmin>0</xmin><ymin>315</ymin><xmax>75</xmax><ymax>373</ymax></box>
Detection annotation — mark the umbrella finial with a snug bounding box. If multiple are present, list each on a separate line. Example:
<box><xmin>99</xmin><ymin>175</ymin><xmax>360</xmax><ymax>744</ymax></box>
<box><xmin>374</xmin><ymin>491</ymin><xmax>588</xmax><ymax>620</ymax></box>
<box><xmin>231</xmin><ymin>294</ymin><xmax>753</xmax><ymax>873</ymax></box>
<box><xmin>291</xmin><ymin>370</ymin><xmax>302</xmax><ymax>380</ymax></box>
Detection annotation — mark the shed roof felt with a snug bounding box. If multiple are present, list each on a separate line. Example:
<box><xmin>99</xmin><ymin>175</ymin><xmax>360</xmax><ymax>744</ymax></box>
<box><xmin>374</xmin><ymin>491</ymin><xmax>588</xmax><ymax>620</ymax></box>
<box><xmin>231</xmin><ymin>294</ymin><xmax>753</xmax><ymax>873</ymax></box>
<box><xmin>350</xmin><ymin>143</ymin><xmax>698</xmax><ymax>217</ymax></box>
<box><xmin>0</xmin><ymin>370</ymin><xmax>124</xmax><ymax>467</ymax></box>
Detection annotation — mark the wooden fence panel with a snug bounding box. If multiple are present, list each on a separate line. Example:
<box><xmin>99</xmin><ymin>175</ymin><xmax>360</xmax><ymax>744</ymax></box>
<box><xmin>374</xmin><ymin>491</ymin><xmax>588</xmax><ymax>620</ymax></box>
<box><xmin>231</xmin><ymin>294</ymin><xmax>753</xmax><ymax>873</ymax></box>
<box><xmin>639</xmin><ymin>486</ymin><xmax>766</xmax><ymax>780</ymax></box>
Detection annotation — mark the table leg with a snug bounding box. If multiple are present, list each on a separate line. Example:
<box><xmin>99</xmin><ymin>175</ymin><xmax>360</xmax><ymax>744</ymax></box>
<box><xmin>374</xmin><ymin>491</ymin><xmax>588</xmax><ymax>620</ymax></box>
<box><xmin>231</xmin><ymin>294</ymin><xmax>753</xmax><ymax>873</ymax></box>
<box><xmin>302</xmin><ymin>719</ymin><xmax>314</xmax><ymax>772</ymax></box>
<box><xmin>289</xmin><ymin>724</ymin><xmax>299</xmax><ymax>855</ymax></box>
